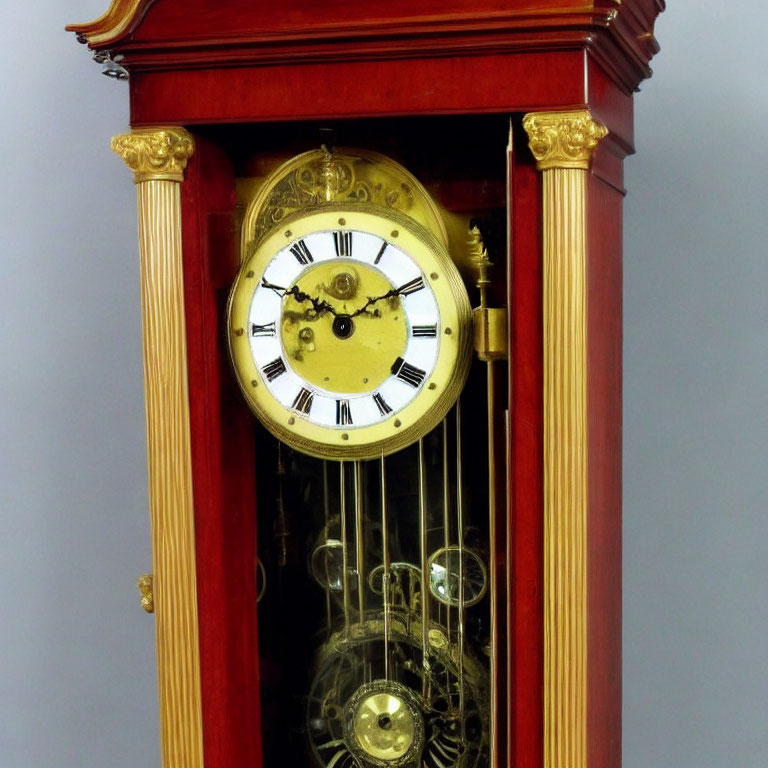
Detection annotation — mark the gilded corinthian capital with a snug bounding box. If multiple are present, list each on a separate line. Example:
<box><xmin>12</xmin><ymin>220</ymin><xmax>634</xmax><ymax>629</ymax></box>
<box><xmin>112</xmin><ymin>127</ymin><xmax>195</xmax><ymax>183</ymax></box>
<box><xmin>522</xmin><ymin>110</ymin><xmax>607</xmax><ymax>171</ymax></box>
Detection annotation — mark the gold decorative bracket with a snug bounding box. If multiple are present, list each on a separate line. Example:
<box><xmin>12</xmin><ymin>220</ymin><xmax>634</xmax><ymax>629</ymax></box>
<box><xmin>137</xmin><ymin>573</ymin><xmax>154</xmax><ymax>613</ymax></box>
<box><xmin>522</xmin><ymin>109</ymin><xmax>607</xmax><ymax>768</ymax></box>
<box><xmin>113</xmin><ymin>126</ymin><xmax>204</xmax><ymax>768</ymax></box>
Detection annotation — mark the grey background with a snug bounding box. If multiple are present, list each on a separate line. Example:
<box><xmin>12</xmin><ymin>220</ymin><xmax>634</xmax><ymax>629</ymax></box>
<box><xmin>1</xmin><ymin>2</ymin><xmax>765</xmax><ymax>767</ymax></box>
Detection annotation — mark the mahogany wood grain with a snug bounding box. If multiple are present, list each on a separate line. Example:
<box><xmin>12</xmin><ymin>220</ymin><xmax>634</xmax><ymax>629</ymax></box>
<box><xmin>129</xmin><ymin>51</ymin><xmax>585</xmax><ymax>126</ymax></box>
<box><xmin>588</xmin><ymin>58</ymin><xmax>635</xmax><ymax>158</ymax></box>
<box><xmin>585</xmin><ymin>162</ymin><xmax>624</xmax><ymax>768</ymax></box>
<box><xmin>181</xmin><ymin>136</ymin><xmax>263</xmax><ymax>768</ymax></box>
<box><xmin>508</xmin><ymin>128</ymin><xmax>544</xmax><ymax>768</ymax></box>
<box><xmin>77</xmin><ymin>0</ymin><xmax>660</xmax><ymax>96</ymax></box>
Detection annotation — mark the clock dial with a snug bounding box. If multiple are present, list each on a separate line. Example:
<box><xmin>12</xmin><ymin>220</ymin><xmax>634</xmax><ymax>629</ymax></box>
<box><xmin>229</xmin><ymin>205</ymin><xmax>472</xmax><ymax>459</ymax></box>
<box><xmin>251</xmin><ymin>239</ymin><xmax>438</xmax><ymax>423</ymax></box>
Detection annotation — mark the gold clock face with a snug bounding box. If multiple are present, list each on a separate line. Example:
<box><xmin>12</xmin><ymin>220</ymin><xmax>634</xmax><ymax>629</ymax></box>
<box><xmin>228</xmin><ymin>204</ymin><xmax>472</xmax><ymax>459</ymax></box>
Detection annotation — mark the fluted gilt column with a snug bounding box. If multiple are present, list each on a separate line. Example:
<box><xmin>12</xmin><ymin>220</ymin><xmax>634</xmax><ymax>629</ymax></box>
<box><xmin>112</xmin><ymin>127</ymin><xmax>203</xmax><ymax>768</ymax></box>
<box><xmin>522</xmin><ymin>110</ymin><xmax>608</xmax><ymax>768</ymax></box>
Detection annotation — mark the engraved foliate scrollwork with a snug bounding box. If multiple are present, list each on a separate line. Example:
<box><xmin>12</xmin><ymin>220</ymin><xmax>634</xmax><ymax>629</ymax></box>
<box><xmin>296</xmin><ymin>146</ymin><xmax>355</xmax><ymax>202</ymax></box>
<box><xmin>248</xmin><ymin>148</ymin><xmax>417</xmax><ymax>252</ymax></box>
<box><xmin>522</xmin><ymin>110</ymin><xmax>608</xmax><ymax>171</ymax></box>
<box><xmin>111</xmin><ymin>127</ymin><xmax>195</xmax><ymax>183</ymax></box>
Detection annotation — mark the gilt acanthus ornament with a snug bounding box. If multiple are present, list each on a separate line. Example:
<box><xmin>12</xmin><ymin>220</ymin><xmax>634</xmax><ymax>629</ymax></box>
<box><xmin>522</xmin><ymin>110</ymin><xmax>608</xmax><ymax>171</ymax></box>
<box><xmin>111</xmin><ymin>127</ymin><xmax>195</xmax><ymax>183</ymax></box>
<box><xmin>137</xmin><ymin>573</ymin><xmax>154</xmax><ymax>613</ymax></box>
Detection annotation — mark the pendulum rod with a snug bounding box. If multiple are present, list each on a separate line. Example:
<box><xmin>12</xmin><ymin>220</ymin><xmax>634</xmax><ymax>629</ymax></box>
<box><xmin>418</xmin><ymin>438</ymin><xmax>431</xmax><ymax>704</ymax></box>
<box><xmin>322</xmin><ymin>461</ymin><xmax>332</xmax><ymax>630</ymax></box>
<box><xmin>274</xmin><ymin>444</ymin><xmax>290</xmax><ymax>568</ymax></box>
<box><xmin>456</xmin><ymin>401</ymin><xmax>466</xmax><ymax>720</ymax></box>
<box><xmin>487</xmin><ymin>360</ymin><xmax>500</xmax><ymax>768</ymax></box>
<box><xmin>442</xmin><ymin>418</ymin><xmax>452</xmax><ymax>690</ymax></box>
<box><xmin>353</xmin><ymin>461</ymin><xmax>367</xmax><ymax>681</ymax></box>
<box><xmin>505</xmin><ymin>406</ymin><xmax>512</xmax><ymax>768</ymax></box>
<box><xmin>354</xmin><ymin>461</ymin><xmax>366</xmax><ymax>620</ymax></box>
<box><xmin>469</xmin><ymin>196</ymin><xmax>508</xmax><ymax>767</ymax></box>
<box><xmin>443</xmin><ymin>419</ymin><xmax>452</xmax><ymax>545</ymax></box>
<box><xmin>339</xmin><ymin>461</ymin><xmax>351</xmax><ymax>637</ymax></box>
<box><xmin>380</xmin><ymin>454</ymin><xmax>391</xmax><ymax>681</ymax></box>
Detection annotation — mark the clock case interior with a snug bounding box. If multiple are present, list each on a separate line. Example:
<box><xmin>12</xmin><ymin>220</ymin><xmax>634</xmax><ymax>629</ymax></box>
<box><xmin>190</xmin><ymin>115</ymin><xmax>515</xmax><ymax>768</ymax></box>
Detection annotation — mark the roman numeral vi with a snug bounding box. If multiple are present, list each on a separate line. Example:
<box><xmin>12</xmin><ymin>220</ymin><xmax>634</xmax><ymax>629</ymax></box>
<box><xmin>336</xmin><ymin>399</ymin><xmax>353</xmax><ymax>425</ymax></box>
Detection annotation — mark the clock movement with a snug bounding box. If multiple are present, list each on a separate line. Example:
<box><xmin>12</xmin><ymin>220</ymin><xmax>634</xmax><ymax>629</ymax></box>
<box><xmin>69</xmin><ymin>3</ymin><xmax>664</xmax><ymax>768</ymax></box>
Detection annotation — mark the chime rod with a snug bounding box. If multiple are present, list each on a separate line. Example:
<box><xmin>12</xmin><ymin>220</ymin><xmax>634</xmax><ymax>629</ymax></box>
<box><xmin>354</xmin><ymin>460</ymin><xmax>369</xmax><ymax>682</ymax></box>
<box><xmin>442</xmin><ymin>418</ymin><xmax>451</xmax><ymax>547</ymax></box>
<box><xmin>380</xmin><ymin>455</ymin><xmax>391</xmax><ymax>681</ymax></box>
<box><xmin>456</xmin><ymin>400</ymin><xmax>466</xmax><ymax>718</ymax></box>
<box><xmin>442</xmin><ymin>418</ymin><xmax>452</xmax><ymax>687</ymax></box>
<box><xmin>274</xmin><ymin>444</ymin><xmax>289</xmax><ymax>568</ymax></box>
<box><xmin>418</xmin><ymin>438</ymin><xmax>431</xmax><ymax>704</ymax></box>
<box><xmin>322</xmin><ymin>460</ymin><xmax>332</xmax><ymax>630</ymax></box>
<box><xmin>487</xmin><ymin>360</ymin><xmax>500</xmax><ymax>768</ymax></box>
<box><xmin>354</xmin><ymin>461</ymin><xmax>366</xmax><ymax>620</ymax></box>
<box><xmin>339</xmin><ymin>461</ymin><xmax>350</xmax><ymax>637</ymax></box>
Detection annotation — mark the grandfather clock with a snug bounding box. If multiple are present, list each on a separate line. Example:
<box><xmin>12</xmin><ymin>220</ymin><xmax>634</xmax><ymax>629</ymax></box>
<box><xmin>69</xmin><ymin>3</ymin><xmax>663</xmax><ymax>768</ymax></box>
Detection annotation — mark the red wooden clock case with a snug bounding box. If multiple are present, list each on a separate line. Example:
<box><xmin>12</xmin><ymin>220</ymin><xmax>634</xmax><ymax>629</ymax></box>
<box><xmin>69</xmin><ymin>3</ymin><xmax>664</xmax><ymax>767</ymax></box>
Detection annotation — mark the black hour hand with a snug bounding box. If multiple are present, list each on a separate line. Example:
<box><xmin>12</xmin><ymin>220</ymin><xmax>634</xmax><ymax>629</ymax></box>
<box><xmin>261</xmin><ymin>278</ymin><xmax>337</xmax><ymax>316</ymax></box>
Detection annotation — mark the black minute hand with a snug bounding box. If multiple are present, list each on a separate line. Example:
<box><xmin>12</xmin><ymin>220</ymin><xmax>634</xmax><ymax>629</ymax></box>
<box><xmin>261</xmin><ymin>278</ymin><xmax>337</xmax><ymax>316</ymax></box>
<box><xmin>350</xmin><ymin>284</ymin><xmax>414</xmax><ymax>318</ymax></box>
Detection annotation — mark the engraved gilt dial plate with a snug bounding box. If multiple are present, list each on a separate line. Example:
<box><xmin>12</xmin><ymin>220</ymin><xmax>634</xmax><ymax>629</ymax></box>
<box><xmin>228</xmin><ymin>205</ymin><xmax>472</xmax><ymax>459</ymax></box>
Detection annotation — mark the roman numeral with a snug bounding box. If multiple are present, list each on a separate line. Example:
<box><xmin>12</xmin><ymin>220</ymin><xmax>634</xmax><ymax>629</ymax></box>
<box><xmin>251</xmin><ymin>321</ymin><xmax>276</xmax><ymax>337</ymax></box>
<box><xmin>391</xmin><ymin>356</ymin><xmax>426</xmax><ymax>388</ymax></box>
<box><xmin>333</xmin><ymin>231</ymin><xmax>352</xmax><ymax>257</ymax></box>
<box><xmin>291</xmin><ymin>387</ymin><xmax>314</xmax><ymax>415</ymax></box>
<box><xmin>411</xmin><ymin>324</ymin><xmax>437</xmax><ymax>337</ymax></box>
<box><xmin>336</xmin><ymin>399</ymin><xmax>353</xmax><ymax>425</ymax></box>
<box><xmin>289</xmin><ymin>240</ymin><xmax>313</xmax><ymax>265</ymax></box>
<box><xmin>262</xmin><ymin>357</ymin><xmax>287</xmax><ymax>382</ymax></box>
<box><xmin>372</xmin><ymin>392</ymin><xmax>392</xmax><ymax>416</ymax></box>
<box><xmin>397</xmin><ymin>276</ymin><xmax>424</xmax><ymax>296</ymax></box>
<box><xmin>374</xmin><ymin>241</ymin><xmax>388</xmax><ymax>265</ymax></box>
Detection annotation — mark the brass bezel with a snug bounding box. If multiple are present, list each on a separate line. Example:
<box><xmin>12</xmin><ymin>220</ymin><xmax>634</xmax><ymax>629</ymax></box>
<box><xmin>228</xmin><ymin>203</ymin><xmax>472</xmax><ymax>460</ymax></box>
<box><xmin>344</xmin><ymin>680</ymin><xmax>424</xmax><ymax>768</ymax></box>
